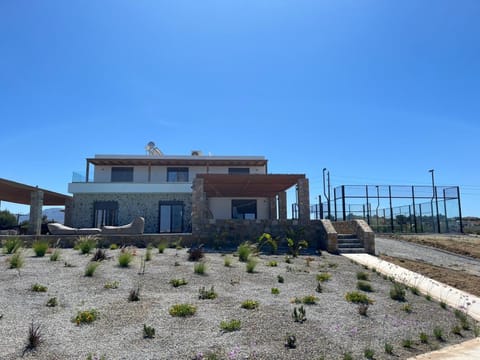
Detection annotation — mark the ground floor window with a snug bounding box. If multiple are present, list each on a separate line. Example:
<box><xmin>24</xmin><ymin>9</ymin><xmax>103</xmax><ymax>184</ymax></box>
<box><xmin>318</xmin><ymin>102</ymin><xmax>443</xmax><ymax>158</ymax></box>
<box><xmin>232</xmin><ymin>199</ymin><xmax>257</xmax><ymax>220</ymax></box>
<box><xmin>159</xmin><ymin>201</ymin><xmax>184</xmax><ymax>233</ymax></box>
<box><xmin>94</xmin><ymin>201</ymin><xmax>119</xmax><ymax>227</ymax></box>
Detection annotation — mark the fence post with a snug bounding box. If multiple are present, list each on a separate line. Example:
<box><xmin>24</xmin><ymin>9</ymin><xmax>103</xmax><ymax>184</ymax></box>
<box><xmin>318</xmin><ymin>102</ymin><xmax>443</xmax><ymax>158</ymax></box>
<box><xmin>365</xmin><ymin>185</ymin><xmax>370</xmax><ymax>225</ymax></box>
<box><xmin>389</xmin><ymin>186</ymin><xmax>394</xmax><ymax>232</ymax></box>
<box><xmin>443</xmin><ymin>189</ymin><xmax>449</xmax><ymax>232</ymax></box>
<box><xmin>342</xmin><ymin>185</ymin><xmax>346</xmax><ymax>221</ymax></box>
<box><xmin>411</xmin><ymin>186</ymin><xmax>417</xmax><ymax>233</ymax></box>
<box><xmin>334</xmin><ymin>187</ymin><xmax>337</xmax><ymax>221</ymax></box>
<box><xmin>457</xmin><ymin>186</ymin><xmax>463</xmax><ymax>233</ymax></box>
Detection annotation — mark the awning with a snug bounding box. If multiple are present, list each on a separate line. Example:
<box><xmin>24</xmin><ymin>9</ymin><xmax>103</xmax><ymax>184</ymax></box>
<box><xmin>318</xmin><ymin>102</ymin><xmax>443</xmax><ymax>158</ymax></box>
<box><xmin>196</xmin><ymin>174</ymin><xmax>305</xmax><ymax>198</ymax></box>
<box><xmin>0</xmin><ymin>178</ymin><xmax>72</xmax><ymax>205</ymax></box>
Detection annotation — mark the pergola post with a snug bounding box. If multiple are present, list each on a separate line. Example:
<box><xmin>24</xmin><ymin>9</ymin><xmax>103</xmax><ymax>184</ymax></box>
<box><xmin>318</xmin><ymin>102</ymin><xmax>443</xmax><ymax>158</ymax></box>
<box><xmin>191</xmin><ymin>178</ymin><xmax>208</xmax><ymax>234</ymax></box>
<box><xmin>297</xmin><ymin>178</ymin><xmax>310</xmax><ymax>224</ymax></box>
<box><xmin>278</xmin><ymin>191</ymin><xmax>287</xmax><ymax>220</ymax></box>
<box><xmin>28</xmin><ymin>189</ymin><xmax>43</xmax><ymax>235</ymax></box>
<box><xmin>269</xmin><ymin>196</ymin><xmax>278</xmax><ymax>220</ymax></box>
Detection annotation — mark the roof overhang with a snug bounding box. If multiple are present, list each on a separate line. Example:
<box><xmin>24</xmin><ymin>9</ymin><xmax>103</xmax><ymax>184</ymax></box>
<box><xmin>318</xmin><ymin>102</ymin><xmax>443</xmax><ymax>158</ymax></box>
<box><xmin>87</xmin><ymin>156</ymin><xmax>267</xmax><ymax>167</ymax></box>
<box><xmin>196</xmin><ymin>174</ymin><xmax>305</xmax><ymax>198</ymax></box>
<box><xmin>0</xmin><ymin>178</ymin><xmax>72</xmax><ymax>206</ymax></box>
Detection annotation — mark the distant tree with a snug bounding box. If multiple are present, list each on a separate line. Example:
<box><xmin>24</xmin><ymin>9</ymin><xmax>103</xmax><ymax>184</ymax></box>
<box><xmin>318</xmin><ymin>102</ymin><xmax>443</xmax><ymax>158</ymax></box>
<box><xmin>0</xmin><ymin>210</ymin><xmax>17</xmax><ymax>229</ymax></box>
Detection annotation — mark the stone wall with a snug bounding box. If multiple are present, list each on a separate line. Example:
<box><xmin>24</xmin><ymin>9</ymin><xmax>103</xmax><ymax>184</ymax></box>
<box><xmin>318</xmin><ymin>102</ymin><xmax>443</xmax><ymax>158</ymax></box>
<box><xmin>71</xmin><ymin>193</ymin><xmax>192</xmax><ymax>233</ymax></box>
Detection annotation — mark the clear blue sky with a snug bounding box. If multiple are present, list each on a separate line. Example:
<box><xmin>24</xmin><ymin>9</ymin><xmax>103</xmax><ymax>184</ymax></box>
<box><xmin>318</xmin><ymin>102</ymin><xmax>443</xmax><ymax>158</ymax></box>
<box><xmin>1</xmin><ymin>1</ymin><xmax>479</xmax><ymax>216</ymax></box>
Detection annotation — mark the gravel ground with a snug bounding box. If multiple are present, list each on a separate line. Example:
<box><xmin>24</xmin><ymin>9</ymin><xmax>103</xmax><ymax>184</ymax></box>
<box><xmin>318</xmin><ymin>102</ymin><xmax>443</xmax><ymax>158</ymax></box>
<box><xmin>0</xmin><ymin>247</ymin><xmax>477</xmax><ymax>360</ymax></box>
<box><xmin>375</xmin><ymin>237</ymin><xmax>480</xmax><ymax>276</ymax></box>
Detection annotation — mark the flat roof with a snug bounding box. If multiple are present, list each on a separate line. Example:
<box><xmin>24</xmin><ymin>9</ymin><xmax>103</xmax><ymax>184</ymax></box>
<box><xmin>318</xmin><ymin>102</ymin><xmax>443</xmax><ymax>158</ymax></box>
<box><xmin>196</xmin><ymin>174</ymin><xmax>305</xmax><ymax>197</ymax></box>
<box><xmin>0</xmin><ymin>178</ymin><xmax>71</xmax><ymax>206</ymax></box>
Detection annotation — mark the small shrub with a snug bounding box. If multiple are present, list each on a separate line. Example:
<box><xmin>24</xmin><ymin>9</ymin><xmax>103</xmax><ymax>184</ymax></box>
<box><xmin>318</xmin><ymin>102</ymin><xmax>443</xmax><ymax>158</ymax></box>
<box><xmin>246</xmin><ymin>257</ymin><xmax>258</xmax><ymax>273</ymax></box>
<box><xmin>285</xmin><ymin>333</ymin><xmax>296</xmax><ymax>349</ymax></box>
<box><xmin>327</xmin><ymin>262</ymin><xmax>338</xmax><ymax>268</ymax></box>
<box><xmin>473</xmin><ymin>324</ymin><xmax>480</xmax><ymax>337</ymax></box>
<box><xmin>24</xmin><ymin>321</ymin><xmax>42</xmax><ymax>354</ymax></box>
<box><xmin>169</xmin><ymin>304</ymin><xmax>196</xmax><ymax>317</ymax></box>
<box><xmin>342</xmin><ymin>352</ymin><xmax>353</xmax><ymax>360</ymax></box>
<box><xmin>316</xmin><ymin>272</ymin><xmax>331</xmax><ymax>282</ymax></box>
<box><xmin>315</xmin><ymin>282</ymin><xmax>323</xmax><ymax>293</ymax></box>
<box><xmin>32</xmin><ymin>241</ymin><xmax>49</xmax><ymax>257</ymax></box>
<box><xmin>220</xmin><ymin>319</ymin><xmax>241</xmax><ymax>332</ymax></box>
<box><xmin>277</xmin><ymin>275</ymin><xmax>284</xmax><ymax>283</ymax></box>
<box><xmin>50</xmin><ymin>249</ymin><xmax>61</xmax><ymax>261</ymax></box>
<box><xmin>384</xmin><ymin>342</ymin><xmax>394</xmax><ymax>354</ymax></box>
<box><xmin>84</xmin><ymin>262</ymin><xmax>100</xmax><ymax>277</ymax></box>
<box><xmin>452</xmin><ymin>325</ymin><xmax>462</xmax><ymax>336</ymax></box>
<box><xmin>440</xmin><ymin>301</ymin><xmax>447</xmax><ymax>310</ymax></box>
<box><xmin>390</xmin><ymin>283</ymin><xmax>406</xmax><ymax>302</ymax></box>
<box><xmin>188</xmin><ymin>246</ymin><xmax>204</xmax><ymax>261</ymax></box>
<box><xmin>9</xmin><ymin>249</ymin><xmax>24</xmax><ymax>269</ymax></box>
<box><xmin>91</xmin><ymin>248</ymin><xmax>107</xmax><ymax>262</ymax></box>
<box><xmin>118</xmin><ymin>250</ymin><xmax>134</xmax><ymax>267</ymax></box>
<box><xmin>364</xmin><ymin>348</ymin><xmax>375</xmax><ymax>360</ymax></box>
<box><xmin>345</xmin><ymin>291</ymin><xmax>373</xmax><ymax>304</ymax></box>
<box><xmin>145</xmin><ymin>247</ymin><xmax>152</xmax><ymax>261</ymax></box>
<box><xmin>402</xmin><ymin>338</ymin><xmax>413</xmax><ymax>348</ymax></box>
<box><xmin>158</xmin><ymin>242</ymin><xmax>167</xmax><ymax>253</ymax></box>
<box><xmin>170</xmin><ymin>278</ymin><xmax>188</xmax><ymax>287</ymax></box>
<box><xmin>109</xmin><ymin>243</ymin><xmax>118</xmax><ymax>250</ymax></box>
<box><xmin>86</xmin><ymin>354</ymin><xmax>106</xmax><ymax>360</ymax></box>
<box><xmin>143</xmin><ymin>324</ymin><xmax>155</xmax><ymax>338</ymax></box>
<box><xmin>285</xmin><ymin>256</ymin><xmax>292</xmax><ymax>264</ymax></box>
<box><xmin>302</xmin><ymin>295</ymin><xmax>317</xmax><ymax>305</ymax></box>
<box><xmin>401</xmin><ymin>304</ymin><xmax>412</xmax><ymax>313</ymax></box>
<box><xmin>433</xmin><ymin>326</ymin><xmax>444</xmax><ymax>341</ymax></box>
<box><xmin>73</xmin><ymin>309</ymin><xmax>98</xmax><ymax>325</ymax></box>
<box><xmin>223</xmin><ymin>256</ymin><xmax>232</xmax><ymax>267</ymax></box>
<box><xmin>3</xmin><ymin>237</ymin><xmax>22</xmax><ymax>254</ymax></box>
<box><xmin>128</xmin><ymin>287</ymin><xmax>140</xmax><ymax>302</ymax></box>
<box><xmin>305</xmin><ymin>256</ymin><xmax>314</xmax><ymax>267</ymax></box>
<box><xmin>104</xmin><ymin>280</ymin><xmax>119</xmax><ymax>289</ymax></box>
<box><xmin>46</xmin><ymin>297</ymin><xmax>58</xmax><ymax>307</ymax></box>
<box><xmin>454</xmin><ymin>309</ymin><xmax>470</xmax><ymax>329</ymax></box>
<box><xmin>237</xmin><ymin>242</ymin><xmax>252</xmax><ymax>262</ymax></box>
<box><xmin>410</xmin><ymin>286</ymin><xmax>420</xmax><ymax>295</ymax></box>
<box><xmin>358</xmin><ymin>303</ymin><xmax>369</xmax><ymax>316</ymax></box>
<box><xmin>198</xmin><ymin>286</ymin><xmax>217</xmax><ymax>300</ymax></box>
<box><xmin>31</xmin><ymin>283</ymin><xmax>47</xmax><ymax>292</ymax></box>
<box><xmin>356</xmin><ymin>271</ymin><xmax>369</xmax><ymax>281</ymax></box>
<box><xmin>64</xmin><ymin>261</ymin><xmax>75</xmax><ymax>267</ymax></box>
<box><xmin>271</xmin><ymin>287</ymin><xmax>280</xmax><ymax>295</ymax></box>
<box><xmin>194</xmin><ymin>262</ymin><xmax>207</xmax><ymax>275</ymax></box>
<box><xmin>292</xmin><ymin>305</ymin><xmax>306</xmax><ymax>323</ymax></box>
<box><xmin>425</xmin><ymin>294</ymin><xmax>432</xmax><ymax>301</ymax></box>
<box><xmin>419</xmin><ymin>332</ymin><xmax>429</xmax><ymax>343</ymax></box>
<box><xmin>257</xmin><ymin>232</ymin><xmax>278</xmax><ymax>254</ymax></box>
<box><xmin>77</xmin><ymin>236</ymin><xmax>97</xmax><ymax>254</ymax></box>
<box><xmin>241</xmin><ymin>299</ymin><xmax>259</xmax><ymax>310</ymax></box>
<box><xmin>267</xmin><ymin>260</ymin><xmax>278</xmax><ymax>267</ymax></box>
<box><xmin>357</xmin><ymin>281</ymin><xmax>373</xmax><ymax>292</ymax></box>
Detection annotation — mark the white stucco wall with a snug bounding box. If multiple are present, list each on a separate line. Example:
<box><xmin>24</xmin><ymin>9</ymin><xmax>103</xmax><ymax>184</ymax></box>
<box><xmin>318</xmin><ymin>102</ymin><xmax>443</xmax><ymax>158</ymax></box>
<box><xmin>208</xmin><ymin>197</ymin><xmax>269</xmax><ymax>220</ymax></box>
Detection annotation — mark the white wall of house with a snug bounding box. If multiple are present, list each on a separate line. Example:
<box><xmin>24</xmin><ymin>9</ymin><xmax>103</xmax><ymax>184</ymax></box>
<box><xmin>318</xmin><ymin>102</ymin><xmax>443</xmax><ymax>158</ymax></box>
<box><xmin>208</xmin><ymin>197</ymin><xmax>269</xmax><ymax>220</ymax></box>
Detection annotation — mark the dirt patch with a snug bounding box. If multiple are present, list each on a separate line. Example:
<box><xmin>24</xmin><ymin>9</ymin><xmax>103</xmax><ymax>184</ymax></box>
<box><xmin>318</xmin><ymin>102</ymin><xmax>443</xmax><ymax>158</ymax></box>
<box><xmin>379</xmin><ymin>254</ymin><xmax>480</xmax><ymax>298</ymax></box>
<box><xmin>390</xmin><ymin>234</ymin><xmax>480</xmax><ymax>260</ymax></box>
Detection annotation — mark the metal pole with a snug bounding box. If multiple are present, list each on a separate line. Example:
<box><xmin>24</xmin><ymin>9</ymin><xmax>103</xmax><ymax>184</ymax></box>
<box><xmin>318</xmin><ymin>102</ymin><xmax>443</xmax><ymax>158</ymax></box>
<box><xmin>457</xmin><ymin>186</ymin><xmax>464</xmax><ymax>233</ymax></box>
<box><xmin>443</xmin><ymin>188</ymin><xmax>449</xmax><ymax>233</ymax></box>
<box><xmin>365</xmin><ymin>185</ymin><xmax>370</xmax><ymax>225</ymax></box>
<box><xmin>411</xmin><ymin>186</ymin><xmax>417</xmax><ymax>233</ymax></box>
<box><xmin>319</xmin><ymin>195</ymin><xmax>323</xmax><ymax>219</ymax></box>
<box><xmin>376</xmin><ymin>186</ymin><xmax>380</xmax><ymax>230</ymax></box>
<box><xmin>429</xmin><ymin>170</ymin><xmax>436</xmax><ymax>232</ymax></box>
<box><xmin>389</xmin><ymin>186</ymin><xmax>394</xmax><ymax>232</ymax></box>
<box><xmin>327</xmin><ymin>171</ymin><xmax>331</xmax><ymax>219</ymax></box>
<box><xmin>334</xmin><ymin>187</ymin><xmax>337</xmax><ymax>221</ymax></box>
<box><xmin>342</xmin><ymin>185</ymin><xmax>346</xmax><ymax>221</ymax></box>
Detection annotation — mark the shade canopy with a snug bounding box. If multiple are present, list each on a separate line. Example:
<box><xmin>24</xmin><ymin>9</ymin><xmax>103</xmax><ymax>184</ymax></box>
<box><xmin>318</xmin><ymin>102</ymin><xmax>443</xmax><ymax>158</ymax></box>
<box><xmin>196</xmin><ymin>174</ymin><xmax>305</xmax><ymax>198</ymax></box>
<box><xmin>0</xmin><ymin>178</ymin><xmax>71</xmax><ymax>206</ymax></box>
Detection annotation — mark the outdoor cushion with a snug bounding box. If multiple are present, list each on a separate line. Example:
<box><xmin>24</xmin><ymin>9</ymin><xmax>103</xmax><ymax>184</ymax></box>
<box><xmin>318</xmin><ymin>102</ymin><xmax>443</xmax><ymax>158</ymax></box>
<box><xmin>101</xmin><ymin>216</ymin><xmax>145</xmax><ymax>235</ymax></box>
<box><xmin>47</xmin><ymin>223</ymin><xmax>78</xmax><ymax>235</ymax></box>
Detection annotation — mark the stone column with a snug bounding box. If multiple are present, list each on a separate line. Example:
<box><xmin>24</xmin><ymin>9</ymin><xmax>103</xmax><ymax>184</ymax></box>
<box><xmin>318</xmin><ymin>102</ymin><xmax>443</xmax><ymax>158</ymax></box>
<box><xmin>269</xmin><ymin>196</ymin><xmax>277</xmax><ymax>220</ymax></box>
<box><xmin>297</xmin><ymin>178</ymin><xmax>310</xmax><ymax>225</ymax></box>
<box><xmin>278</xmin><ymin>191</ymin><xmax>287</xmax><ymax>220</ymax></box>
<box><xmin>28</xmin><ymin>189</ymin><xmax>43</xmax><ymax>235</ymax></box>
<box><xmin>64</xmin><ymin>197</ymin><xmax>74</xmax><ymax>227</ymax></box>
<box><xmin>191</xmin><ymin>178</ymin><xmax>208</xmax><ymax>235</ymax></box>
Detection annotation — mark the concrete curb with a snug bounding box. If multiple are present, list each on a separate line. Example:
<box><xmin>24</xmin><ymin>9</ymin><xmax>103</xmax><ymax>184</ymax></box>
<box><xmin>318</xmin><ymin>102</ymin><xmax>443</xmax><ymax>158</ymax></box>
<box><xmin>343</xmin><ymin>254</ymin><xmax>480</xmax><ymax>360</ymax></box>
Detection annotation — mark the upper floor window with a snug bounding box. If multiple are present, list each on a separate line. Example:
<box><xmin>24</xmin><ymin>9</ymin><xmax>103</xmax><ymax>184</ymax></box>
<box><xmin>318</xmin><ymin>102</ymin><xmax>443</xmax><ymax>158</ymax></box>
<box><xmin>167</xmin><ymin>167</ymin><xmax>189</xmax><ymax>182</ymax></box>
<box><xmin>111</xmin><ymin>167</ymin><xmax>133</xmax><ymax>182</ymax></box>
<box><xmin>228</xmin><ymin>168</ymin><xmax>250</xmax><ymax>174</ymax></box>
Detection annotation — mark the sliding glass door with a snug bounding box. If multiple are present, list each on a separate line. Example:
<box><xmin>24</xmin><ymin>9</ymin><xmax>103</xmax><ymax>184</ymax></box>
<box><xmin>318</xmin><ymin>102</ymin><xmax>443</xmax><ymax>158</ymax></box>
<box><xmin>159</xmin><ymin>201</ymin><xmax>184</xmax><ymax>233</ymax></box>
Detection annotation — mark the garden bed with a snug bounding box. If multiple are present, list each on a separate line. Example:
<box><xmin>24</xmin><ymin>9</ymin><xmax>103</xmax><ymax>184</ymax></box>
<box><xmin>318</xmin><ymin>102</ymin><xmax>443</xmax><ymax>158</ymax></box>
<box><xmin>0</xmin><ymin>246</ymin><xmax>478</xmax><ymax>359</ymax></box>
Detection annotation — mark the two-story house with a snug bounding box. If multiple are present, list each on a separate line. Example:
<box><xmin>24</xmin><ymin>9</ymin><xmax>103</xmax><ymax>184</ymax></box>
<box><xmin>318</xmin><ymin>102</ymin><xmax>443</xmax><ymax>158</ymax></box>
<box><xmin>67</xmin><ymin>149</ymin><xmax>310</xmax><ymax>234</ymax></box>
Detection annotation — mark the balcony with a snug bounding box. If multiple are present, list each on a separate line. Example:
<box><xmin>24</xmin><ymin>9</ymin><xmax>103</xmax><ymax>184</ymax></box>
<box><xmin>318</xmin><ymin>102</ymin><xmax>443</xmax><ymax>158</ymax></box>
<box><xmin>68</xmin><ymin>182</ymin><xmax>192</xmax><ymax>194</ymax></box>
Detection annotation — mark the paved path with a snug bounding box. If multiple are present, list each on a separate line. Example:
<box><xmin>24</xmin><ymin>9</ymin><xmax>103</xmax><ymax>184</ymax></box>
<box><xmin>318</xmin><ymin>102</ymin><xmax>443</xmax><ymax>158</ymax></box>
<box><xmin>375</xmin><ymin>236</ymin><xmax>480</xmax><ymax>276</ymax></box>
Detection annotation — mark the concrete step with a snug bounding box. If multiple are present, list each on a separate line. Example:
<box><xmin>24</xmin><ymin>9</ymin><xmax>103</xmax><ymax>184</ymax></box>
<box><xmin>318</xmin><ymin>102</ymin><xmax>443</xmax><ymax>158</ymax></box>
<box><xmin>337</xmin><ymin>234</ymin><xmax>357</xmax><ymax>240</ymax></box>
<box><xmin>338</xmin><ymin>241</ymin><xmax>364</xmax><ymax>248</ymax></box>
<box><xmin>338</xmin><ymin>247</ymin><xmax>366</xmax><ymax>254</ymax></box>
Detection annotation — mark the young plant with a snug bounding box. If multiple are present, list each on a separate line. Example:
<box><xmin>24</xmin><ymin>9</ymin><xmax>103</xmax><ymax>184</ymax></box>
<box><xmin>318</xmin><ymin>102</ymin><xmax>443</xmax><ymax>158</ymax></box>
<box><xmin>284</xmin><ymin>333</ymin><xmax>296</xmax><ymax>349</ymax></box>
<box><xmin>285</xmin><ymin>227</ymin><xmax>308</xmax><ymax>257</ymax></box>
<box><xmin>32</xmin><ymin>241</ymin><xmax>49</xmax><ymax>257</ymax></box>
<box><xmin>145</xmin><ymin>247</ymin><xmax>152</xmax><ymax>261</ymax></box>
<box><xmin>194</xmin><ymin>262</ymin><xmax>207</xmax><ymax>275</ymax></box>
<box><xmin>433</xmin><ymin>326</ymin><xmax>444</xmax><ymax>341</ymax></box>
<box><xmin>224</xmin><ymin>256</ymin><xmax>232</xmax><ymax>267</ymax></box>
<box><xmin>292</xmin><ymin>305</ymin><xmax>306</xmax><ymax>323</ymax></box>
<box><xmin>143</xmin><ymin>324</ymin><xmax>155</xmax><ymax>339</ymax></box>
<box><xmin>3</xmin><ymin>237</ymin><xmax>22</xmax><ymax>254</ymax></box>
<box><xmin>188</xmin><ymin>246</ymin><xmax>204</xmax><ymax>261</ymax></box>
<box><xmin>23</xmin><ymin>321</ymin><xmax>42</xmax><ymax>354</ymax></box>
<box><xmin>302</xmin><ymin>295</ymin><xmax>317</xmax><ymax>305</ymax></box>
<box><xmin>384</xmin><ymin>342</ymin><xmax>394</xmax><ymax>355</ymax></box>
<box><xmin>419</xmin><ymin>332</ymin><xmax>429</xmax><ymax>343</ymax></box>
<box><xmin>220</xmin><ymin>319</ymin><xmax>241</xmax><ymax>332</ymax></box>
<box><xmin>198</xmin><ymin>286</ymin><xmax>217</xmax><ymax>300</ymax></box>
<box><xmin>49</xmin><ymin>249</ymin><xmax>61</xmax><ymax>261</ymax></box>
<box><xmin>257</xmin><ymin>232</ymin><xmax>278</xmax><ymax>254</ymax></box>
<box><xmin>316</xmin><ymin>272</ymin><xmax>331</xmax><ymax>282</ymax></box>
<box><xmin>109</xmin><ymin>243</ymin><xmax>118</xmax><ymax>250</ymax></box>
<box><xmin>84</xmin><ymin>262</ymin><xmax>100</xmax><ymax>277</ymax></box>
<box><xmin>358</xmin><ymin>303</ymin><xmax>369</xmax><ymax>316</ymax></box>
<box><xmin>246</xmin><ymin>257</ymin><xmax>258</xmax><ymax>273</ymax></box>
<box><xmin>169</xmin><ymin>304</ymin><xmax>196</xmax><ymax>317</ymax></box>
<box><xmin>364</xmin><ymin>348</ymin><xmax>374</xmax><ymax>360</ymax></box>
<box><xmin>170</xmin><ymin>278</ymin><xmax>188</xmax><ymax>287</ymax></box>
<box><xmin>241</xmin><ymin>299</ymin><xmax>259</xmax><ymax>310</ymax></box>
<box><xmin>451</xmin><ymin>325</ymin><xmax>462</xmax><ymax>336</ymax></box>
<box><xmin>267</xmin><ymin>260</ymin><xmax>278</xmax><ymax>267</ymax></box>
<box><xmin>402</xmin><ymin>338</ymin><xmax>413</xmax><ymax>348</ymax></box>
<box><xmin>158</xmin><ymin>242</ymin><xmax>167</xmax><ymax>253</ymax></box>
<box><xmin>104</xmin><ymin>280</ymin><xmax>119</xmax><ymax>289</ymax></box>
<box><xmin>390</xmin><ymin>283</ymin><xmax>406</xmax><ymax>301</ymax></box>
<box><xmin>271</xmin><ymin>287</ymin><xmax>280</xmax><ymax>295</ymax></box>
<box><xmin>342</xmin><ymin>352</ymin><xmax>353</xmax><ymax>360</ymax></box>
<box><xmin>76</xmin><ymin>236</ymin><xmax>97</xmax><ymax>255</ymax></box>
<box><xmin>356</xmin><ymin>271</ymin><xmax>369</xmax><ymax>281</ymax></box>
<box><xmin>440</xmin><ymin>301</ymin><xmax>447</xmax><ymax>310</ymax></box>
<box><xmin>46</xmin><ymin>297</ymin><xmax>58</xmax><ymax>307</ymax></box>
<box><xmin>345</xmin><ymin>291</ymin><xmax>373</xmax><ymax>304</ymax></box>
<box><xmin>91</xmin><ymin>248</ymin><xmax>107</xmax><ymax>262</ymax></box>
<box><xmin>31</xmin><ymin>283</ymin><xmax>48</xmax><ymax>292</ymax></box>
<box><xmin>277</xmin><ymin>275</ymin><xmax>284</xmax><ymax>283</ymax></box>
<box><xmin>118</xmin><ymin>250</ymin><xmax>134</xmax><ymax>267</ymax></box>
<box><xmin>128</xmin><ymin>287</ymin><xmax>140</xmax><ymax>301</ymax></box>
<box><xmin>73</xmin><ymin>309</ymin><xmax>98</xmax><ymax>325</ymax></box>
<box><xmin>237</xmin><ymin>242</ymin><xmax>252</xmax><ymax>262</ymax></box>
<box><xmin>410</xmin><ymin>286</ymin><xmax>420</xmax><ymax>295</ymax></box>
<box><xmin>315</xmin><ymin>282</ymin><xmax>323</xmax><ymax>293</ymax></box>
<box><xmin>357</xmin><ymin>281</ymin><xmax>373</xmax><ymax>292</ymax></box>
<box><xmin>9</xmin><ymin>249</ymin><xmax>24</xmax><ymax>269</ymax></box>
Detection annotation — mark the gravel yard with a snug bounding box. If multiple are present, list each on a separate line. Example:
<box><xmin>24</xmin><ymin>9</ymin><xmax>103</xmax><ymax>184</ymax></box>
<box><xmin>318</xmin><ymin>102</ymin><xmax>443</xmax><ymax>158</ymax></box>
<box><xmin>0</xmin><ymin>246</ymin><xmax>478</xmax><ymax>360</ymax></box>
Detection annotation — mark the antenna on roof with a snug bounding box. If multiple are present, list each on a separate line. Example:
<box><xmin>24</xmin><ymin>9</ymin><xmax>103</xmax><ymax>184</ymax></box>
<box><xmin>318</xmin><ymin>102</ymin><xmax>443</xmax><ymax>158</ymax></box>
<box><xmin>145</xmin><ymin>141</ymin><xmax>163</xmax><ymax>156</ymax></box>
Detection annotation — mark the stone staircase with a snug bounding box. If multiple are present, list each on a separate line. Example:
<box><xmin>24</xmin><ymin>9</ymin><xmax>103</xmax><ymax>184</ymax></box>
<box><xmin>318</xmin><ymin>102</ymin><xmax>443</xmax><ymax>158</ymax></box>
<box><xmin>337</xmin><ymin>234</ymin><xmax>365</xmax><ymax>253</ymax></box>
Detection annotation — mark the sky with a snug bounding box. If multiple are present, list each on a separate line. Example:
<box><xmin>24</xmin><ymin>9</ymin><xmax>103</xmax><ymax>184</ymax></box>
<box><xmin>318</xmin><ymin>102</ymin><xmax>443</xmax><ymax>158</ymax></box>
<box><xmin>0</xmin><ymin>0</ymin><xmax>479</xmax><ymax>217</ymax></box>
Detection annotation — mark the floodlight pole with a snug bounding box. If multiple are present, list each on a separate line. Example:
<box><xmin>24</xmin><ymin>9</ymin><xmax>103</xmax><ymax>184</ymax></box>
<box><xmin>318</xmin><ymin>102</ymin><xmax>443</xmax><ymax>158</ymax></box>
<box><xmin>429</xmin><ymin>169</ymin><xmax>441</xmax><ymax>233</ymax></box>
<box><xmin>323</xmin><ymin>168</ymin><xmax>331</xmax><ymax>219</ymax></box>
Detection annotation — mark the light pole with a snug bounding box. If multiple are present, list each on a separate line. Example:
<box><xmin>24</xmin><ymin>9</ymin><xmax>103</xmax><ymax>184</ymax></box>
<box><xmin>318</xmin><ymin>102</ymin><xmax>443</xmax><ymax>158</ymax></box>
<box><xmin>323</xmin><ymin>168</ymin><xmax>331</xmax><ymax>219</ymax></box>
<box><xmin>429</xmin><ymin>169</ymin><xmax>441</xmax><ymax>233</ymax></box>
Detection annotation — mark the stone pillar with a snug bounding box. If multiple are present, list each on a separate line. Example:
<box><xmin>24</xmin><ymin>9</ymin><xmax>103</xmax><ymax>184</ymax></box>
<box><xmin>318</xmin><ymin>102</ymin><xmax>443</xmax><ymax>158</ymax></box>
<box><xmin>269</xmin><ymin>196</ymin><xmax>277</xmax><ymax>220</ymax></box>
<box><xmin>297</xmin><ymin>178</ymin><xmax>310</xmax><ymax>225</ymax></box>
<box><xmin>64</xmin><ymin>197</ymin><xmax>74</xmax><ymax>227</ymax></box>
<box><xmin>278</xmin><ymin>191</ymin><xmax>287</xmax><ymax>220</ymax></box>
<box><xmin>28</xmin><ymin>189</ymin><xmax>43</xmax><ymax>235</ymax></box>
<box><xmin>191</xmin><ymin>178</ymin><xmax>208</xmax><ymax>235</ymax></box>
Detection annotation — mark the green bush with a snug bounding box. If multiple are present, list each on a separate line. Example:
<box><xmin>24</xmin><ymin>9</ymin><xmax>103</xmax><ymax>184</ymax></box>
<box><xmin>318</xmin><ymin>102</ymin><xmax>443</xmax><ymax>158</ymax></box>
<box><xmin>46</xmin><ymin>297</ymin><xmax>58</xmax><ymax>307</ymax></box>
<box><xmin>302</xmin><ymin>295</ymin><xmax>317</xmax><ymax>305</ymax></box>
<box><xmin>224</xmin><ymin>256</ymin><xmax>232</xmax><ymax>267</ymax></box>
<box><xmin>169</xmin><ymin>304</ymin><xmax>196</xmax><ymax>317</ymax></box>
<box><xmin>104</xmin><ymin>280</ymin><xmax>119</xmax><ymax>289</ymax></box>
<box><xmin>31</xmin><ymin>283</ymin><xmax>48</xmax><ymax>292</ymax></box>
<box><xmin>158</xmin><ymin>242</ymin><xmax>167</xmax><ymax>253</ymax></box>
<box><xmin>241</xmin><ymin>299</ymin><xmax>259</xmax><ymax>310</ymax></box>
<box><xmin>194</xmin><ymin>262</ymin><xmax>207</xmax><ymax>275</ymax></box>
<box><xmin>170</xmin><ymin>278</ymin><xmax>188</xmax><ymax>287</ymax></box>
<box><xmin>237</xmin><ymin>242</ymin><xmax>252</xmax><ymax>262</ymax></box>
<box><xmin>345</xmin><ymin>291</ymin><xmax>373</xmax><ymax>304</ymax></box>
<box><xmin>220</xmin><ymin>319</ymin><xmax>241</xmax><ymax>332</ymax></box>
<box><xmin>246</xmin><ymin>257</ymin><xmax>258</xmax><ymax>273</ymax></box>
<box><xmin>277</xmin><ymin>275</ymin><xmax>284</xmax><ymax>283</ymax></box>
<box><xmin>271</xmin><ymin>287</ymin><xmax>280</xmax><ymax>295</ymax></box>
<box><xmin>257</xmin><ymin>232</ymin><xmax>278</xmax><ymax>254</ymax></box>
<box><xmin>143</xmin><ymin>324</ymin><xmax>155</xmax><ymax>339</ymax></box>
<box><xmin>76</xmin><ymin>236</ymin><xmax>97</xmax><ymax>254</ymax></box>
<box><xmin>145</xmin><ymin>247</ymin><xmax>152</xmax><ymax>261</ymax></box>
<box><xmin>84</xmin><ymin>262</ymin><xmax>100</xmax><ymax>277</ymax></box>
<box><xmin>390</xmin><ymin>283</ymin><xmax>406</xmax><ymax>302</ymax></box>
<box><xmin>50</xmin><ymin>249</ymin><xmax>61</xmax><ymax>261</ymax></box>
<box><xmin>433</xmin><ymin>326</ymin><xmax>444</xmax><ymax>341</ymax></box>
<box><xmin>356</xmin><ymin>271</ymin><xmax>370</xmax><ymax>281</ymax></box>
<box><xmin>198</xmin><ymin>286</ymin><xmax>217</xmax><ymax>300</ymax></box>
<box><xmin>32</xmin><ymin>241</ymin><xmax>49</xmax><ymax>257</ymax></box>
<box><xmin>3</xmin><ymin>237</ymin><xmax>22</xmax><ymax>254</ymax></box>
<box><xmin>357</xmin><ymin>281</ymin><xmax>373</xmax><ymax>292</ymax></box>
<box><xmin>118</xmin><ymin>250</ymin><xmax>134</xmax><ymax>267</ymax></box>
<box><xmin>109</xmin><ymin>243</ymin><xmax>118</xmax><ymax>250</ymax></box>
<box><xmin>72</xmin><ymin>309</ymin><xmax>98</xmax><ymax>325</ymax></box>
<box><xmin>316</xmin><ymin>272</ymin><xmax>331</xmax><ymax>282</ymax></box>
<box><xmin>267</xmin><ymin>260</ymin><xmax>278</xmax><ymax>267</ymax></box>
<box><xmin>9</xmin><ymin>249</ymin><xmax>24</xmax><ymax>269</ymax></box>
